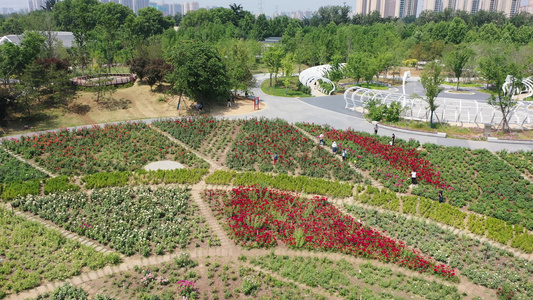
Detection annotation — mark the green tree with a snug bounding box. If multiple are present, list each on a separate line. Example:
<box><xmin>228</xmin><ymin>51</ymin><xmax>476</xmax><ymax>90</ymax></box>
<box><xmin>263</xmin><ymin>45</ymin><xmax>283</xmax><ymax>87</ymax></box>
<box><xmin>54</xmin><ymin>0</ymin><xmax>99</xmax><ymax>75</ymax></box>
<box><xmin>282</xmin><ymin>52</ymin><xmax>295</xmax><ymax>93</ymax></box>
<box><xmin>325</xmin><ymin>54</ymin><xmax>343</xmax><ymax>85</ymax></box>
<box><xmin>95</xmin><ymin>2</ymin><xmax>133</xmax><ymax>73</ymax></box>
<box><xmin>134</xmin><ymin>7</ymin><xmax>174</xmax><ymax>39</ymax></box>
<box><xmin>344</xmin><ymin>52</ymin><xmax>364</xmax><ymax>85</ymax></box>
<box><xmin>221</xmin><ymin>39</ymin><xmax>254</xmax><ymax>96</ymax></box>
<box><xmin>445</xmin><ymin>17</ymin><xmax>467</xmax><ymax>44</ymax></box>
<box><xmin>420</xmin><ymin>61</ymin><xmax>444</xmax><ymax>128</ymax></box>
<box><xmin>0</xmin><ymin>42</ymin><xmax>22</xmax><ymax>87</ymax></box>
<box><xmin>167</xmin><ymin>41</ymin><xmax>230</xmax><ymax>105</ymax></box>
<box><xmin>479</xmin><ymin>51</ymin><xmax>522</xmax><ymax>133</ymax></box>
<box><xmin>444</xmin><ymin>46</ymin><xmax>474</xmax><ymax>90</ymax></box>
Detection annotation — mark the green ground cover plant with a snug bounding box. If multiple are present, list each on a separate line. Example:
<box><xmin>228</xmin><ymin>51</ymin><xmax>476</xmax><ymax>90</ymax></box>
<box><xmin>0</xmin><ymin>208</ymin><xmax>120</xmax><ymax>298</ymax></box>
<box><xmin>250</xmin><ymin>254</ymin><xmax>462</xmax><ymax>299</ymax></box>
<box><xmin>11</xmin><ymin>186</ymin><xmax>220</xmax><ymax>256</ymax></box>
<box><xmin>344</xmin><ymin>204</ymin><xmax>533</xmax><ymax>299</ymax></box>
<box><xmin>0</xmin><ymin>149</ymin><xmax>48</xmax><ymax>183</ymax></box>
<box><xmin>2</xmin><ymin>123</ymin><xmax>208</xmax><ymax>176</ymax></box>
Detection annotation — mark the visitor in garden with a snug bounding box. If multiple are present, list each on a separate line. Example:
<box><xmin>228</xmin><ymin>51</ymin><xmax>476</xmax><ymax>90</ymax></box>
<box><xmin>318</xmin><ymin>133</ymin><xmax>325</xmax><ymax>146</ymax></box>
<box><xmin>342</xmin><ymin>149</ymin><xmax>347</xmax><ymax>161</ymax></box>
<box><xmin>226</xmin><ymin>98</ymin><xmax>232</xmax><ymax>107</ymax></box>
<box><xmin>392</xmin><ymin>133</ymin><xmax>395</xmax><ymax>144</ymax></box>
<box><xmin>332</xmin><ymin>141</ymin><xmax>338</xmax><ymax>154</ymax></box>
<box><xmin>274</xmin><ymin>154</ymin><xmax>278</xmax><ymax>165</ymax></box>
<box><xmin>389</xmin><ymin>139</ymin><xmax>393</xmax><ymax>146</ymax></box>
<box><xmin>196</xmin><ymin>103</ymin><xmax>203</xmax><ymax>115</ymax></box>
<box><xmin>374</xmin><ymin>123</ymin><xmax>378</xmax><ymax>134</ymax></box>
<box><xmin>411</xmin><ymin>170</ymin><xmax>417</xmax><ymax>185</ymax></box>
<box><xmin>438</xmin><ymin>190</ymin><xmax>444</xmax><ymax>203</ymax></box>
<box><xmin>352</xmin><ymin>157</ymin><xmax>357</xmax><ymax>168</ymax></box>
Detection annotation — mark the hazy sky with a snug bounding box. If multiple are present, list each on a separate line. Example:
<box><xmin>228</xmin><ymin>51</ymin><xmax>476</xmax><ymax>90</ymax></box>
<box><xmin>1</xmin><ymin>0</ymin><xmax>531</xmax><ymax>16</ymax></box>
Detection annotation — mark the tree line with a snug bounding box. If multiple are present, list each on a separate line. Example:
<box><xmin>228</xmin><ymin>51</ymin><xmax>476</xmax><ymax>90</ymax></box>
<box><xmin>1</xmin><ymin>2</ymin><xmax>532</xmax><ymax>129</ymax></box>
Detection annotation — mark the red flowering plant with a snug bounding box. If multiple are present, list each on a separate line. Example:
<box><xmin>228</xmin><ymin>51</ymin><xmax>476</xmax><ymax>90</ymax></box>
<box><xmin>203</xmin><ymin>186</ymin><xmax>458</xmax><ymax>282</ymax></box>
<box><xmin>297</xmin><ymin>123</ymin><xmax>449</xmax><ymax>192</ymax></box>
<box><xmin>3</xmin><ymin>123</ymin><xmax>207</xmax><ymax>176</ymax></box>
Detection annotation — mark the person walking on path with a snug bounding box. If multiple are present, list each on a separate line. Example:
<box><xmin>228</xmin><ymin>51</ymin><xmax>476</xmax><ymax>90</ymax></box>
<box><xmin>374</xmin><ymin>123</ymin><xmax>378</xmax><ymax>135</ymax></box>
<box><xmin>319</xmin><ymin>133</ymin><xmax>325</xmax><ymax>146</ymax></box>
<box><xmin>411</xmin><ymin>170</ymin><xmax>417</xmax><ymax>185</ymax></box>
<box><xmin>391</xmin><ymin>133</ymin><xmax>395</xmax><ymax>144</ymax></box>
<box><xmin>274</xmin><ymin>154</ymin><xmax>278</xmax><ymax>165</ymax></box>
<box><xmin>342</xmin><ymin>149</ymin><xmax>347</xmax><ymax>161</ymax></box>
<box><xmin>332</xmin><ymin>141</ymin><xmax>338</xmax><ymax>154</ymax></box>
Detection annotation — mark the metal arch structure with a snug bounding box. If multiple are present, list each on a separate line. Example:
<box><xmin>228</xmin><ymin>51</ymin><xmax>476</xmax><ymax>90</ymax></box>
<box><xmin>503</xmin><ymin>75</ymin><xmax>533</xmax><ymax>98</ymax></box>
<box><xmin>344</xmin><ymin>87</ymin><xmax>533</xmax><ymax>129</ymax></box>
<box><xmin>299</xmin><ymin>64</ymin><xmax>337</xmax><ymax>95</ymax></box>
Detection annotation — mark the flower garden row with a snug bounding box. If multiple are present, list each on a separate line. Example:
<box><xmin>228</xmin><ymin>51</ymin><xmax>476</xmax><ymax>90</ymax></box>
<box><xmin>0</xmin><ymin>208</ymin><xmax>121</xmax><ymax>298</ymax></box>
<box><xmin>0</xmin><ymin>168</ymin><xmax>208</xmax><ymax>200</ymax></box>
<box><xmin>250</xmin><ymin>254</ymin><xmax>463</xmax><ymax>300</ymax></box>
<box><xmin>33</xmin><ymin>255</ymin><xmax>324</xmax><ymax>300</ymax></box>
<box><xmin>296</xmin><ymin>123</ymin><xmax>533</xmax><ymax>231</ymax></box>
<box><xmin>203</xmin><ymin>186</ymin><xmax>458</xmax><ymax>281</ymax></box>
<box><xmin>355</xmin><ymin>185</ymin><xmax>533</xmax><ymax>253</ymax></box>
<box><xmin>0</xmin><ymin>149</ymin><xmax>48</xmax><ymax>183</ymax></box>
<box><xmin>2</xmin><ymin>122</ymin><xmax>209</xmax><ymax>176</ymax></box>
<box><xmin>205</xmin><ymin>170</ymin><xmax>354</xmax><ymax>198</ymax></box>
<box><xmin>154</xmin><ymin>117</ymin><xmax>362</xmax><ymax>182</ymax></box>
<box><xmin>12</xmin><ymin>186</ymin><xmax>220</xmax><ymax>257</ymax></box>
<box><xmin>343</xmin><ymin>204</ymin><xmax>532</xmax><ymax>299</ymax></box>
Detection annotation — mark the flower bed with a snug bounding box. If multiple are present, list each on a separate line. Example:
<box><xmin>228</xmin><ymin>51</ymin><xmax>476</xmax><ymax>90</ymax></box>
<box><xmin>81</xmin><ymin>168</ymin><xmax>209</xmax><ymax>189</ymax></box>
<box><xmin>203</xmin><ymin>186</ymin><xmax>457</xmax><ymax>281</ymax></box>
<box><xmin>3</xmin><ymin>123</ymin><xmax>208</xmax><ymax>176</ymax></box>
<box><xmin>226</xmin><ymin>119</ymin><xmax>361</xmax><ymax>182</ymax></box>
<box><xmin>297</xmin><ymin>123</ymin><xmax>441</xmax><ymax>192</ymax></box>
<box><xmin>205</xmin><ymin>170</ymin><xmax>353</xmax><ymax>198</ymax></box>
<box><xmin>499</xmin><ymin>150</ymin><xmax>533</xmax><ymax>178</ymax></box>
<box><xmin>12</xmin><ymin>186</ymin><xmax>220</xmax><ymax>256</ymax></box>
<box><xmin>250</xmin><ymin>254</ymin><xmax>462</xmax><ymax>299</ymax></box>
<box><xmin>0</xmin><ymin>208</ymin><xmax>120</xmax><ymax>298</ymax></box>
<box><xmin>0</xmin><ymin>149</ymin><xmax>47</xmax><ymax>183</ymax></box>
<box><xmin>415</xmin><ymin>144</ymin><xmax>533</xmax><ymax>230</ymax></box>
<box><xmin>344</xmin><ymin>204</ymin><xmax>533</xmax><ymax>299</ymax></box>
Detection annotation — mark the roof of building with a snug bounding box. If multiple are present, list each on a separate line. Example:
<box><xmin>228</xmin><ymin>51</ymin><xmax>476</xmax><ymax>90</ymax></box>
<box><xmin>0</xmin><ymin>31</ymin><xmax>75</xmax><ymax>48</ymax></box>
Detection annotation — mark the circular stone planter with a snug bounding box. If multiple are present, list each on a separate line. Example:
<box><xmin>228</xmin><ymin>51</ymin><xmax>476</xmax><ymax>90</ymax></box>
<box><xmin>144</xmin><ymin>160</ymin><xmax>185</xmax><ymax>171</ymax></box>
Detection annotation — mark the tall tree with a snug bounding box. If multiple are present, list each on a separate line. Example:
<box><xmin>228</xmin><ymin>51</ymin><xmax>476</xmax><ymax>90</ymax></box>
<box><xmin>263</xmin><ymin>45</ymin><xmax>283</xmax><ymax>87</ymax></box>
<box><xmin>420</xmin><ymin>61</ymin><xmax>444</xmax><ymax>128</ymax></box>
<box><xmin>95</xmin><ymin>2</ymin><xmax>133</xmax><ymax>73</ymax></box>
<box><xmin>479</xmin><ymin>51</ymin><xmax>522</xmax><ymax>133</ymax></box>
<box><xmin>282</xmin><ymin>52</ymin><xmax>295</xmax><ymax>93</ymax></box>
<box><xmin>167</xmin><ymin>41</ymin><xmax>230</xmax><ymax>105</ymax></box>
<box><xmin>54</xmin><ymin>0</ymin><xmax>99</xmax><ymax>75</ymax></box>
<box><xmin>444</xmin><ymin>46</ymin><xmax>474</xmax><ymax>90</ymax></box>
<box><xmin>221</xmin><ymin>39</ymin><xmax>254</xmax><ymax>96</ymax></box>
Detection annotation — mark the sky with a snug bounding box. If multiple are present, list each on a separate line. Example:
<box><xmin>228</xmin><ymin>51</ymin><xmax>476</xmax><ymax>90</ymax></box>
<box><xmin>1</xmin><ymin>0</ymin><xmax>531</xmax><ymax>16</ymax></box>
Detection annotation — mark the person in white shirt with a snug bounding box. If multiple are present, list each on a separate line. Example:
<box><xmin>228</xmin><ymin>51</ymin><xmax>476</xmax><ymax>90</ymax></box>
<box><xmin>411</xmin><ymin>170</ymin><xmax>417</xmax><ymax>184</ymax></box>
<box><xmin>332</xmin><ymin>141</ymin><xmax>337</xmax><ymax>154</ymax></box>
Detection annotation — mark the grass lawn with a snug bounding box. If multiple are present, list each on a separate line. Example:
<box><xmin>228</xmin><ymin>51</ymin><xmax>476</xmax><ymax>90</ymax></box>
<box><xmin>261</xmin><ymin>76</ymin><xmax>312</xmax><ymax>98</ymax></box>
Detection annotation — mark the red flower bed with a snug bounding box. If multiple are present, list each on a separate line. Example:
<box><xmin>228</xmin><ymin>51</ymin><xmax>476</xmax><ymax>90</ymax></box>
<box><xmin>323</xmin><ymin>128</ymin><xmax>448</xmax><ymax>189</ymax></box>
<box><xmin>204</xmin><ymin>186</ymin><xmax>457</xmax><ymax>281</ymax></box>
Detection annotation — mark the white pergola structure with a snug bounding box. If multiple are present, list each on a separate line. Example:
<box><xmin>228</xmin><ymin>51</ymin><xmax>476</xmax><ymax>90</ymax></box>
<box><xmin>298</xmin><ymin>64</ymin><xmax>337</xmax><ymax>95</ymax></box>
<box><xmin>344</xmin><ymin>86</ymin><xmax>533</xmax><ymax>129</ymax></box>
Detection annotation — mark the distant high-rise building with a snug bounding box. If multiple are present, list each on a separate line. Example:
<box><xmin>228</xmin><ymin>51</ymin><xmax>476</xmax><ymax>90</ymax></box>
<box><xmin>423</xmin><ymin>0</ymin><xmax>521</xmax><ymax>16</ymax></box>
<box><xmin>28</xmin><ymin>0</ymin><xmax>45</xmax><ymax>12</ymax></box>
<box><xmin>1</xmin><ymin>8</ymin><xmax>14</xmax><ymax>15</ymax></box>
<box><xmin>133</xmin><ymin>0</ymin><xmax>149</xmax><ymax>13</ymax></box>
<box><xmin>355</xmin><ymin>0</ymin><xmax>397</xmax><ymax>17</ymax></box>
<box><xmin>396</xmin><ymin>0</ymin><xmax>418</xmax><ymax>17</ymax></box>
<box><xmin>183</xmin><ymin>2</ymin><xmax>199</xmax><ymax>14</ymax></box>
<box><xmin>120</xmin><ymin>0</ymin><xmax>134</xmax><ymax>11</ymax></box>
